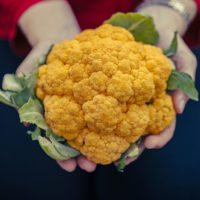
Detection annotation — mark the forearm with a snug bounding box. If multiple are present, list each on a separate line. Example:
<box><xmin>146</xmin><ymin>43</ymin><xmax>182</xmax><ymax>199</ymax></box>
<box><xmin>18</xmin><ymin>0</ymin><xmax>80</xmax><ymax>47</ymax></box>
<box><xmin>137</xmin><ymin>0</ymin><xmax>197</xmax><ymax>36</ymax></box>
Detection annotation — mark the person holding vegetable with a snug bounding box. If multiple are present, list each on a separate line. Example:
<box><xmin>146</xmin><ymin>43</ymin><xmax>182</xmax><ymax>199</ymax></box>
<box><xmin>0</xmin><ymin>0</ymin><xmax>199</xmax><ymax>172</ymax></box>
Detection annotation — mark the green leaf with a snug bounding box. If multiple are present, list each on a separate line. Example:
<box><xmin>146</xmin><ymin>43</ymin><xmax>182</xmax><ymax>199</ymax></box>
<box><xmin>49</xmin><ymin>134</ymin><xmax>80</xmax><ymax>158</ymax></box>
<box><xmin>38</xmin><ymin>136</ymin><xmax>67</xmax><ymax>160</ymax></box>
<box><xmin>38</xmin><ymin>133</ymin><xmax>79</xmax><ymax>161</ymax></box>
<box><xmin>24</xmin><ymin>55</ymin><xmax>46</xmax><ymax>95</ymax></box>
<box><xmin>168</xmin><ymin>58</ymin><xmax>176</xmax><ymax>70</ymax></box>
<box><xmin>0</xmin><ymin>90</ymin><xmax>18</xmax><ymax>108</ymax></box>
<box><xmin>104</xmin><ymin>12</ymin><xmax>159</xmax><ymax>45</ymax></box>
<box><xmin>0</xmin><ymin>73</ymin><xmax>29</xmax><ymax>108</ymax></box>
<box><xmin>1</xmin><ymin>55</ymin><xmax>43</xmax><ymax>109</ymax></box>
<box><xmin>46</xmin><ymin>129</ymin><xmax>65</xmax><ymax>142</ymax></box>
<box><xmin>10</xmin><ymin>87</ymin><xmax>31</xmax><ymax>107</ymax></box>
<box><xmin>0</xmin><ymin>73</ymin><xmax>33</xmax><ymax>108</ymax></box>
<box><xmin>31</xmin><ymin>125</ymin><xmax>79</xmax><ymax>160</ymax></box>
<box><xmin>117</xmin><ymin>142</ymin><xmax>140</xmax><ymax>172</ymax></box>
<box><xmin>127</xmin><ymin>143</ymin><xmax>139</xmax><ymax>157</ymax></box>
<box><xmin>167</xmin><ymin>70</ymin><xmax>199</xmax><ymax>101</ymax></box>
<box><xmin>18</xmin><ymin>98</ymin><xmax>49</xmax><ymax>130</ymax></box>
<box><xmin>35</xmin><ymin>55</ymin><xmax>47</xmax><ymax>66</ymax></box>
<box><xmin>117</xmin><ymin>154</ymin><xmax>127</xmax><ymax>172</ymax></box>
<box><xmin>24</xmin><ymin>67</ymin><xmax>38</xmax><ymax>96</ymax></box>
<box><xmin>2</xmin><ymin>74</ymin><xmax>24</xmax><ymax>92</ymax></box>
<box><xmin>27</xmin><ymin>127</ymin><xmax>41</xmax><ymax>141</ymax></box>
<box><xmin>44</xmin><ymin>44</ymin><xmax>54</xmax><ymax>64</ymax></box>
<box><xmin>164</xmin><ymin>32</ymin><xmax>178</xmax><ymax>56</ymax></box>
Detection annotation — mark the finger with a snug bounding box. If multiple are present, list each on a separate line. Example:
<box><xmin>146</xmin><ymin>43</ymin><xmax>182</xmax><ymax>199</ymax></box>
<box><xmin>173</xmin><ymin>48</ymin><xmax>197</xmax><ymax>80</ymax></box>
<box><xmin>16</xmin><ymin>41</ymin><xmax>53</xmax><ymax>74</ymax></box>
<box><xmin>57</xmin><ymin>159</ymin><xmax>77</xmax><ymax>172</ymax></box>
<box><xmin>172</xmin><ymin>90</ymin><xmax>189</xmax><ymax>114</ymax></box>
<box><xmin>158</xmin><ymin>31</ymin><xmax>197</xmax><ymax>81</ymax></box>
<box><xmin>171</xmin><ymin>40</ymin><xmax>196</xmax><ymax>114</ymax></box>
<box><xmin>144</xmin><ymin>118</ymin><xmax>176</xmax><ymax>149</ymax></box>
<box><xmin>126</xmin><ymin>141</ymin><xmax>145</xmax><ymax>165</ymax></box>
<box><xmin>77</xmin><ymin>156</ymin><xmax>96</xmax><ymax>172</ymax></box>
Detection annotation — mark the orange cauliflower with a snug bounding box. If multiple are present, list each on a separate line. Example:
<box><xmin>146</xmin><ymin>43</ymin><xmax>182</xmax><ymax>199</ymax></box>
<box><xmin>68</xmin><ymin>129</ymin><xmax>129</xmax><ymax>165</ymax></box>
<box><xmin>36</xmin><ymin>24</ymin><xmax>176</xmax><ymax>164</ymax></box>
<box><xmin>147</xmin><ymin>93</ymin><xmax>175</xmax><ymax>134</ymax></box>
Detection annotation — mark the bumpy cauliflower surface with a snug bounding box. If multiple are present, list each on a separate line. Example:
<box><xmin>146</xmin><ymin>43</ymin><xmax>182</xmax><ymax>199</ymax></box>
<box><xmin>36</xmin><ymin>24</ymin><xmax>176</xmax><ymax>165</ymax></box>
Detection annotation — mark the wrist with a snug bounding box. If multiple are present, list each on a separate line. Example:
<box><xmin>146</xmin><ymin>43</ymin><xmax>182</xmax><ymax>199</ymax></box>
<box><xmin>18</xmin><ymin>0</ymin><xmax>80</xmax><ymax>47</ymax></box>
<box><xmin>181</xmin><ymin>0</ymin><xmax>197</xmax><ymax>22</ymax></box>
<box><xmin>137</xmin><ymin>0</ymin><xmax>197</xmax><ymax>36</ymax></box>
<box><xmin>138</xmin><ymin>5</ymin><xmax>187</xmax><ymax>36</ymax></box>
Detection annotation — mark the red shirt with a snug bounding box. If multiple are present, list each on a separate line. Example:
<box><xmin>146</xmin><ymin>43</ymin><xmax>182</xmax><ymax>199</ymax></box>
<box><xmin>0</xmin><ymin>0</ymin><xmax>200</xmax><ymax>47</ymax></box>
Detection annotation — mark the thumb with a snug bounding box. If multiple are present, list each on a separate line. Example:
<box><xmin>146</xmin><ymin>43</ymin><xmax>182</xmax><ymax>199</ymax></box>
<box><xmin>16</xmin><ymin>41</ymin><xmax>53</xmax><ymax>74</ymax></box>
<box><xmin>171</xmin><ymin>38</ymin><xmax>197</xmax><ymax>114</ymax></box>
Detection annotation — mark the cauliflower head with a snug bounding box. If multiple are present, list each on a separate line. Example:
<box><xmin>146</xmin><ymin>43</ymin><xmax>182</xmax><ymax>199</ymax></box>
<box><xmin>36</xmin><ymin>24</ymin><xmax>176</xmax><ymax>165</ymax></box>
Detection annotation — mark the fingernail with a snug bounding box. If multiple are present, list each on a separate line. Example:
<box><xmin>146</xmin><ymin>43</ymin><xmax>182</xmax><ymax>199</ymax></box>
<box><xmin>179</xmin><ymin>100</ymin><xmax>185</xmax><ymax>113</ymax></box>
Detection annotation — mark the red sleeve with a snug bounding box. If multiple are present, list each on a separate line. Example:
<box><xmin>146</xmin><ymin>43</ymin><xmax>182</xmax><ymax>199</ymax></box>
<box><xmin>0</xmin><ymin>0</ymin><xmax>42</xmax><ymax>40</ymax></box>
<box><xmin>0</xmin><ymin>0</ymin><xmax>200</xmax><ymax>47</ymax></box>
<box><xmin>194</xmin><ymin>0</ymin><xmax>200</xmax><ymax>10</ymax></box>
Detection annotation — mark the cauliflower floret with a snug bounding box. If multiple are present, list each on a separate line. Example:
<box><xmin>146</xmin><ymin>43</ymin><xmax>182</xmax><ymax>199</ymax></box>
<box><xmin>147</xmin><ymin>93</ymin><xmax>176</xmax><ymax>134</ymax></box>
<box><xmin>129</xmin><ymin>66</ymin><xmax>155</xmax><ymax>105</ymax></box>
<box><xmin>46</xmin><ymin>41</ymin><xmax>69</xmax><ymax>64</ymax></box>
<box><xmin>82</xmin><ymin>95</ymin><xmax>123</xmax><ymax>133</ymax></box>
<box><xmin>44</xmin><ymin>61</ymin><xmax>74</xmax><ymax>96</ymax></box>
<box><xmin>36</xmin><ymin>64</ymin><xmax>48</xmax><ymax>100</ymax></box>
<box><xmin>107</xmin><ymin>71</ymin><xmax>134</xmax><ymax>102</ymax></box>
<box><xmin>68</xmin><ymin>129</ymin><xmax>130</xmax><ymax>165</ymax></box>
<box><xmin>44</xmin><ymin>95</ymin><xmax>85</xmax><ymax>140</ymax></box>
<box><xmin>118</xmin><ymin>59</ymin><xmax>131</xmax><ymax>74</ymax></box>
<box><xmin>89</xmin><ymin>71</ymin><xmax>108</xmax><ymax>92</ymax></box>
<box><xmin>102</xmin><ymin>61</ymin><xmax>117</xmax><ymax>77</ymax></box>
<box><xmin>75</xmin><ymin>24</ymin><xmax>134</xmax><ymax>42</ymax></box>
<box><xmin>144</xmin><ymin>45</ymin><xmax>171</xmax><ymax>95</ymax></box>
<box><xmin>36</xmin><ymin>24</ymin><xmax>175</xmax><ymax>164</ymax></box>
<box><xmin>69</xmin><ymin>63</ymin><xmax>88</xmax><ymax>82</ymax></box>
<box><xmin>116</xmin><ymin>104</ymin><xmax>150</xmax><ymax>143</ymax></box>
<box><xmin>73</xmin><ymin>79</ymin><xmax>98</xmax><ymax>104</ymax></box>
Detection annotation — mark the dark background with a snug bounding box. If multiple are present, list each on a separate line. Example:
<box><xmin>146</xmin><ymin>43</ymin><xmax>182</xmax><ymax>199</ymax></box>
<box><xmin>0</xmin><ymin>40</ymin><xmax>199</xmax><ymax>200</ymax></box>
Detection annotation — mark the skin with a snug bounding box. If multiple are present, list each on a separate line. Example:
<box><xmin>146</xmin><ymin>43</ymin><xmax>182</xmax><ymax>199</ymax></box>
<box><xmin>17</xmin><ymin>0</ymin><xmax>197</xmax><ymax>172</ymax></box>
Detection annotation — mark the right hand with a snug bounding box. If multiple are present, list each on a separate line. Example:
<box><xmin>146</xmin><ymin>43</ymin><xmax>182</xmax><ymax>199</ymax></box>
<box><xmin>16</xmin><ymin>0</ymin><xmax>98</xmax><ymax>172</ymax></box>
<box><xmin>16</xmin><ymin>40</ymin><xmax>54</xmax><ymax>74</ymax></box>
<box><xmin>17</xmin><ymin>40</ymin><xmax>98</xmax><ymax>172</ymax></box>
<box><xmin>124</xmin><ymin>1</ymin><xmax>198</xmax><ymax>167</ymax></box>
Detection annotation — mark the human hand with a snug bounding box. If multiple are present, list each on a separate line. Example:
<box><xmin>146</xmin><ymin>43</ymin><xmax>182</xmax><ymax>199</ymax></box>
<box><xmin>17</xmin><ymin>0</ymin><xmax>80</xmax><ymax>73</ymax></box>
<box><xmin>125</xmin><ymin>3</ymin><xmax>198</xmax><ymax>166</ymax></box>
<box><xmin>16</xmin><ymin>0</ymin><xmax>96</xmax><ymax>173</ymax></box>
<box><xmin>144</xmin><ymin>30</ymin><xmax>197</xmax><ymax>148</ymax></box>
<box><xmin>17</xmin><ymin>0</ymin><xmax>99</xmax><ymax>173</ymax></box>
<box><xmin>57</xmin><ymin>156</ymin><xmax>97</xmax><ymax>172</ymax></box>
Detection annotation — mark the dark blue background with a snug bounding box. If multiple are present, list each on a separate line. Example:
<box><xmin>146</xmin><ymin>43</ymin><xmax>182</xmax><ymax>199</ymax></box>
<box><xmin>0</xmin><ymin>40</ymin><xmax>199</xmax><ymax>200</ymax></box>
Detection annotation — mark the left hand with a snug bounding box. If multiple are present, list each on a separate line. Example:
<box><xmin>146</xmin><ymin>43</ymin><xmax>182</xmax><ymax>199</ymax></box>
<box><xmin>144</xmin><ymin>30</ymin><xmax>197</xmax><ymax>150</ymax></box>
<box><xmin>126</xmin><ymin>6</ymin><xmax>197</xmax><ymax>164</ymax></box>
